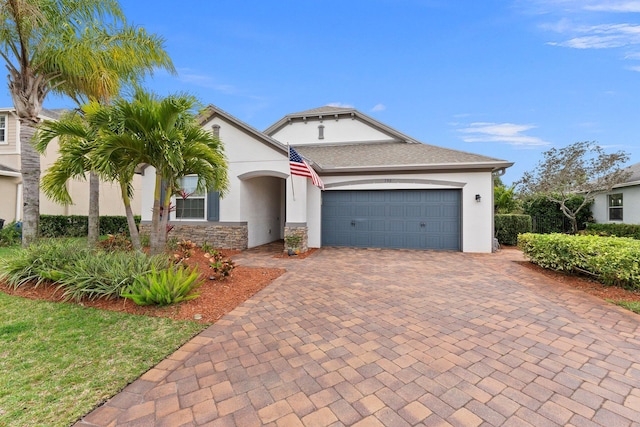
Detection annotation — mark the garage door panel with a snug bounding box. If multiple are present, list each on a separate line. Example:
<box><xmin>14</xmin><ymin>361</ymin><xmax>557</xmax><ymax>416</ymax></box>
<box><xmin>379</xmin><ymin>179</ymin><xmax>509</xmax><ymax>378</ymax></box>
<box><xmin>405</xmin><ymin>205</ymin><xmax>422</xmax><ymax>217</ymax></box>
<box><xmin>322</xmin><ymin>190</ymin><xmax>460</xmax><ymax>251</ymax></box>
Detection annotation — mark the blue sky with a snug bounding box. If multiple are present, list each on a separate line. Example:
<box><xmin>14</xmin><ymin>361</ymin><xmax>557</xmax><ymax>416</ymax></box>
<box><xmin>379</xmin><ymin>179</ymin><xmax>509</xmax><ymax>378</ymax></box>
<box><xmin>3</xmin><ymin>0</ymin><xmax>640</xmax><ymax>184</ymax></box>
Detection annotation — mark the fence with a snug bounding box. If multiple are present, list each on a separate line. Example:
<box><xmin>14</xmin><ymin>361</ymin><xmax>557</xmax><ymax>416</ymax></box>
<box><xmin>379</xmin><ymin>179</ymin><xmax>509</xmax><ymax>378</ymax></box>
<box><xmin>531</xmin><ymin>216</ymin><xmax>574</xmax><ymax>234</ymax></box>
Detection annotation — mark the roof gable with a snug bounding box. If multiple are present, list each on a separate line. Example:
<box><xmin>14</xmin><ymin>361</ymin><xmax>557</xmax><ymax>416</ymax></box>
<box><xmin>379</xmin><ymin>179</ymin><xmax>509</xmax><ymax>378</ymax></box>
<box><xmin>265</xmin><ymin>105</ymin><xmax>421</xmax><ymax>145</ymax></box>
<box><xmin>199</xmin><ymin>105</ymin><xmax>287</xmax><ymax>155</ymax></box>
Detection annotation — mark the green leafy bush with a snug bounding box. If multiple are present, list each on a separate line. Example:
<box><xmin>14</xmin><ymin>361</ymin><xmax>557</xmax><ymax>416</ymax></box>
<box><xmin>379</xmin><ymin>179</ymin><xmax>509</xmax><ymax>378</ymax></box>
<box><xmin>0</xmin><ymin>221</ymin><xmax>21</xmax><ymax>246</ymax></box>
<box><xmin>0</xmin><ymin>239</ymin><xmax>168</xmax><ymax>300</ymax></box>
<box><xmin>584</xmin><ymin>223</ymin><xmax>640</xmax><ymax>240</ymax></box>
<box><xmin>121</xmin><ymin>265</ymin><xmax>203</xmax><ymax>306</ymax></box>
<box><xmin>495</xmin><ymin>214</ymin><xmax>532</xmax><ymax>246</ymax></box>
<box><xmin>55</xmin><ymin>252</ymin><xmax>168</xmax><ymax>301</ymax></box>
<box><xmin>518</xmin><ymin>233</ymin><xmax>640</xmax><ymax>290</ymax></box>
<box><xmin>39</xmin><ymin>215</ymin><xmax>141</xmax><ymax>238</ymax></box>
<box><xmin>522</xmin><ymin>195</ymin><xmax>592</xmax><ymax>234</ymax></box>
<box><xmin>0</xmin><ymin>239</ymin><xmax>90</xmax><ymax>288</ymax></box>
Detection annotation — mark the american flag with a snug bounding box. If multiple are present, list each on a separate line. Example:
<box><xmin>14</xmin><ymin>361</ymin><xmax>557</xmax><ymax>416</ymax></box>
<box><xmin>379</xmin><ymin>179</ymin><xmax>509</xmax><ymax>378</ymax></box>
<box><xmin>289</xmin><ymin>146</ymin><xmax>324</xmax><ymax>190</ymax></box>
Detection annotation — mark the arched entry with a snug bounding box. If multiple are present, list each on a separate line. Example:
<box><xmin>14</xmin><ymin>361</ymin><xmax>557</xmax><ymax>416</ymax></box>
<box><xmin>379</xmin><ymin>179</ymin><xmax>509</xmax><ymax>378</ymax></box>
<box><xmin>238</xmin><ymin>171</ymin><xmax>288</xmax><ymax>248</ymax></box>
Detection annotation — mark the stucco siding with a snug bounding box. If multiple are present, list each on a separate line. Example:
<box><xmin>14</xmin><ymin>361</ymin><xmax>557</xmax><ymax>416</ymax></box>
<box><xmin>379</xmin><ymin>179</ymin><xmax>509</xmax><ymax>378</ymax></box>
<box><xmin>593</xmin><ymin>186</ymin><xmax>640</xmax><ymax>225</ymax></box>
<box><xmin>270</xmin><ymin>117</ymin><xmax>397</xmax><ymax>145</ymax></box>
<box><xmin>0</xmin><ymin>177</ymin><xmax>19</xmax><ymax>223</ymax></box>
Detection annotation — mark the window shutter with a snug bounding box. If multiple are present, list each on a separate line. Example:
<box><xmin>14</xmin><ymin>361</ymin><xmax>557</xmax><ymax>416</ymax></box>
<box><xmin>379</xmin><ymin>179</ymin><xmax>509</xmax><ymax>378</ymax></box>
<box><xmin>207</xmin><ymin>191</ymin><xmax>220</xmax><ymax>221</ymax></box>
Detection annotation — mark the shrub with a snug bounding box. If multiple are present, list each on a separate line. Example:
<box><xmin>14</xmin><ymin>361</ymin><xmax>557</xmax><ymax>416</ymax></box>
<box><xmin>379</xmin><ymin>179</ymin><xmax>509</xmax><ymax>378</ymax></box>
<box><xmin>522</xmin><ymin>195</ymin><xmax>592</xmax><ymax>234</ymax></box>
<box><xmin>584</xmin><ymin>223</ymin><xmax>640</xmax><ymax>240</ymax></box>
<box><xmin>55</xmin><ymin>251</ymin><xmax>168</xmax><ymax>301</ymax></box>
<box><xmin>121</xmin><ymin>265</ymin><xmax>203</xmax><ymax>306</ymax></box>
<box><xmin>98</xmin><ymin>233</ymin><xmax>133</xmax><ymax>252</ymax></box>
<box><xmin>0</xmin><ymin>239</ymin><xmax>90</xmax><ymax>288</ymax></box>
<box><xmin>0</xmin><ymin>239</ymin><xmax>168</xmax><ymax>300</ymax></box>
<box><xmin>208</xmin><ymin>250</ymin><xmax>235</xmax><ymax>279</ymax></box>
<box><xmin>495</xmin><ymin>214</ymin><xmax>532</xmax><ymax>246</ymax></box>
<box><xmin>518</xmin><ymin>233</ymin><xmax>640</xmax><ymax>290</ymax></box>
<box><xmin>39</xmin><ymin>215</ymin><xmax>141</xmax><ymax>238</ymax></box>
<box><xmin>0</xmin><ymin>221</ymin><xmax>22</xmax><ymax>246</ymax></box>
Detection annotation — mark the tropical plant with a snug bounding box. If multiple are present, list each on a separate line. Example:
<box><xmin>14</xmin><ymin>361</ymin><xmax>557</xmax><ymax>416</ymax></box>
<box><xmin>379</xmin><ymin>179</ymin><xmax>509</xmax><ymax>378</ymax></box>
<box><xmin>209</xmin><ymin>251</ymin><xmax>235</xmax><ymax>279</ymax></box>
<box><xmin>121</xmin><ymin>265</ymin><xmax>203</xmax><ymax>306</ymax></box>
<box><xmin>35</xmin><ymin>105</ymin><xmax>144</xmax><ymax>249</ymax></box>
<box><xmin>0</xmin><ymin>238</ymin><xmax>168</xmax><ymax>300</ymax></box>
<box><xmin>91</xmin><ymin>91</ymin><xmax>229</xmax><ymax>255</ymax></box>
<box><xmin>0</xmin><ymin>0</ymin><xmax>174</xmax><ymax>246</ymax></box>
<box><xmin>493</xmin><ymin>176</ymin><xmax>520</xmax><ymax>214</ymax></box>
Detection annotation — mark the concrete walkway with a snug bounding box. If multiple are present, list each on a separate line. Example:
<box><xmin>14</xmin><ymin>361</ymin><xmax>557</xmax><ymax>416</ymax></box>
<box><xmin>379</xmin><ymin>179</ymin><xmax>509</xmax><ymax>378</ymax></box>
<box><xmin>76</xmin><ymin>247</ymin><xmax>640</xmax><ymax>426</ymax></box>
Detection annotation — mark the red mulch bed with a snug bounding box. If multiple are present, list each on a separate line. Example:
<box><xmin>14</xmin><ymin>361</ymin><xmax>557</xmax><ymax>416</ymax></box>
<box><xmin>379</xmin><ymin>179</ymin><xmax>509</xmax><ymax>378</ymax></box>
<box><xmin>517</xmin><ymin>260</ymin><xmax>640</xmax><ymax>303</ymax></box>
<box><xmin>0</xmin><ymin>248</ymin><xmax>285</xmax><ymax>324</ymax></box>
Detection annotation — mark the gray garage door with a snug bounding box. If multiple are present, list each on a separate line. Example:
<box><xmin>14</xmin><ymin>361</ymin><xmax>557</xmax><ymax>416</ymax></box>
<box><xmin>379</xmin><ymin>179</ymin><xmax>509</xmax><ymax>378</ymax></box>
<box><xmin>322</xmin><ymin>189</ymin><xmax>461</xmax><ymax>250</ymax></box>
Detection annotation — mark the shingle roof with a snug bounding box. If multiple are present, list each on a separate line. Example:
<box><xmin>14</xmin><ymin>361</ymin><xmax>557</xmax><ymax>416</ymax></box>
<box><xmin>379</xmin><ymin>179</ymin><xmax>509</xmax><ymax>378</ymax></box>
<box><xmin>289</xmin><ymin>106</ymin><xmax>355</xmax><ymax>116</ymax></box>
<box><xmin>621</xmin><ymin>162</ymin><xmax>640</xmax><ymax>184</ymax></box>
<box><xmin>296</xmin><ymin>142</ymin><xmax>512</xmax><ymax>172</ymax></box>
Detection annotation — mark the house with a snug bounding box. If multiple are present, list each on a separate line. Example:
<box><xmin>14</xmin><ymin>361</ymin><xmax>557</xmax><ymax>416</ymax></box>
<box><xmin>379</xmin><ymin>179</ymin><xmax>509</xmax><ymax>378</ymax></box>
<box><xmin>592</xmin><ymin>162</ymin><xmax>640</xmax><ymax>225</ymax></box>
<box><xmin>0</xmin><ymin>107</ymin><xmax>141</xmax><ymax>225</ymax></box>
<box><xmin>139</xmin><ymin>105</ymin><xmax>513</xmax><ymax>253</ymax></box>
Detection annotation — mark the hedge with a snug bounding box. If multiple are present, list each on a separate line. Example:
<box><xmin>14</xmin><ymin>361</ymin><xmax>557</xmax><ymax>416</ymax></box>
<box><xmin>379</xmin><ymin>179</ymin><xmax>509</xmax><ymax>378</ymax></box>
<box><xmin>495</xmin><ymin>214</ymin><xmax>532</xmax><ymax>246</ymax></box>
<box><xmin>522</xmin><ymin>195</ymin><xmax>592</xmax><ymax>233</ymax></box>
<box><xmin>40</xmin><ymin>215</ymin><xmax>141</xmax><ymax>238</ymax></box>
<box><xmin>584</xmin><ymin>223</ymin><xmax>640</xmax><ymax>240</ymax></box>
<box><xmin>518</xmin><ymin>233</ymin><xmax>640</xmax><ymax>290</ymax></box>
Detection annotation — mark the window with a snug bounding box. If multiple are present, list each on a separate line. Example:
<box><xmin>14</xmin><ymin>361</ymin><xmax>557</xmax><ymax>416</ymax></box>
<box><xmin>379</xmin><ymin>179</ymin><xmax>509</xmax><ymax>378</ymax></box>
<box><xmin>175</xmin><ymin>176</ymin><xmax>206</xmax><ymax>219</ymax></box>
<box><xmin>608</xmin><ymin>193</ymin><xmax>623</xmax><ymax>221</ymax></box>
<box><xmin>0</xmin><ymin>115</ymin><xmax>6</xmax><ymax>144</ymax></box>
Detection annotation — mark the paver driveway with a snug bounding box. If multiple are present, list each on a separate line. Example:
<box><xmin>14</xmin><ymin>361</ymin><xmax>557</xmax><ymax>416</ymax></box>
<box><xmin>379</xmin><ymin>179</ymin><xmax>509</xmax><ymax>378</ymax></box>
<box><xmin>76</xmin><ymin>247</ymin><xmax>640</xmax><ymax>427</ymax></box>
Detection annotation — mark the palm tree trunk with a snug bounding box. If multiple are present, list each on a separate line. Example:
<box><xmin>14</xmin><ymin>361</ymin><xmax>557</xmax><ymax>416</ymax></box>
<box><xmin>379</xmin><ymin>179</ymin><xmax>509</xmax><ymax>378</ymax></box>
<box><xmin>88</xmin><ymin>172</ymin><xmax>100</xmax><ymax>246</ymax></box>
<box><xmin>120</xmin><ymin>183</ymin><xmax>141</xmax><ymax>251</ymax></box>
<box><xmin>19</xmin><ymin>123</ymin><xmax>40</xmax><ymax>247</ymax></box>
<box><xmin>149</xmin><ymin>173</ymin><xmax>163</xmax><ymax>255</ymax></box>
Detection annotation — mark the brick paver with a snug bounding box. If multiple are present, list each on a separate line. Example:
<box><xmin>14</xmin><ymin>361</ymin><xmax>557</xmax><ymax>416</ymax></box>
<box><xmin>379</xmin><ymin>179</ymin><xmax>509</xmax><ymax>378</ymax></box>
<box><xmin>75</xmin><ymin>246</ymin><xmax>640</xmax><ymax>426</ymax></box>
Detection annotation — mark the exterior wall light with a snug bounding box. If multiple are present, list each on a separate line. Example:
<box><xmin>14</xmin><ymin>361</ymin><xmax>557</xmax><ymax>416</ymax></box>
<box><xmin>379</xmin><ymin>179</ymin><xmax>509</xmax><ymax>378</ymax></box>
<box><xmin>475</xmin><ymin>194</ymin><xmax>481</xmax><ymax>202</ymax></box>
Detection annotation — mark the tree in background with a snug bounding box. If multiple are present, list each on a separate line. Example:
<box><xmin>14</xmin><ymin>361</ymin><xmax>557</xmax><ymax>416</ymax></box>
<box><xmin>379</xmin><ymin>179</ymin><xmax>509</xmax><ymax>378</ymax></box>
<box><xmin>0</xmin><ymin>0</ymin><xmax>173</xmax><ymax>246</ymax></box>
<box><xmin>518</xmin><ymin>141</ymin><xmax>630</xmax><ymax>234</ymax></box>
<box><xmin>493</xmin><ymin>175</ymin><xmax>520</xmax><ymax>214</ymax></box>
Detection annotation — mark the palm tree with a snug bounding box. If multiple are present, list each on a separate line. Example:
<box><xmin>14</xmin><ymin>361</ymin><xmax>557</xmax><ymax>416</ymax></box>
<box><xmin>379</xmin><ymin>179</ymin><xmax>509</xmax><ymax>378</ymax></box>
<box><xmin>0</xmin><ymin>0</ymin><xmax>173</xmax><ymax>246</ymax></box>
<box><xmin>92</xmin><ymin>91</ymin><xmax>229</xmax><ymax>255</ymax></box>
<box><xmin>35</xmin><ymin>106</ymin><xmax>143</xmax><ymax>249</ymax></box>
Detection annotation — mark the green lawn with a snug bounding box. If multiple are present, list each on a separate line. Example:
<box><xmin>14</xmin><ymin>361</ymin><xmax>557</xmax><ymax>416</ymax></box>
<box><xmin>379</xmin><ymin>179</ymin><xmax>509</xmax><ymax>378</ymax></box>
<box><xmin>611</xmin><ymin>300</ymin><xmax>640</xmax><ymax>314</ymax></box>
<box><xmin>0</xmin><ymin>293</ymin><xmax>207</xmax><ymax>426</ymax></box>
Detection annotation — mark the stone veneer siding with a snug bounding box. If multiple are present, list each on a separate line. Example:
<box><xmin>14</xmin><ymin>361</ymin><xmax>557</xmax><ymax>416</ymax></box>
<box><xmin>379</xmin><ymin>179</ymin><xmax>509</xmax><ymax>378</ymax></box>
<box><xmin>139</xmin><ymin>222</ymin><xmax>248</xmax><ymax>250</ymax></box>
<box><xmin>284</xmin><ymin>225</ymin><xmax>308</xmax><ymax>253</ymax></box>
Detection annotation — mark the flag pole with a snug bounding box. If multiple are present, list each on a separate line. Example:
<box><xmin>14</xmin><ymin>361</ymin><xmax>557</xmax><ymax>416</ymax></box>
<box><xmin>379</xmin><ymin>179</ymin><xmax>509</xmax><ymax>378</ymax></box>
<box><xmin>288</xmin><ymin>142</ymin><xmax>296</xmax><ymax>201</ymax></box>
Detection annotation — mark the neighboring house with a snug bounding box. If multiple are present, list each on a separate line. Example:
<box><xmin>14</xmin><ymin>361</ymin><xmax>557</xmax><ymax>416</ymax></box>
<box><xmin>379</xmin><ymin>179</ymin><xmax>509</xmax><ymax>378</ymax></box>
<box><xmin>592</xmin><ymin>162</ymin><xmax>640</xmax><ymax>225</ymax></box>
<box><xmin>0</xmin><ymin>107</ymin><xmax>141</xmax><ymax>225</ymax></box>
<box><xmin>140</xmin><ymin>105</ymin><xmax>513</xmax><ymax>253</ymax></box>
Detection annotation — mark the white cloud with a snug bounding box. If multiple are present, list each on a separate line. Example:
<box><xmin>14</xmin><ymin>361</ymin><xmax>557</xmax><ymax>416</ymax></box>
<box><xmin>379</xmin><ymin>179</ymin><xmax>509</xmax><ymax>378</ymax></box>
<box><xmin>584</xmin><ymin>1</ymin><xmax>640</xmax><ymax>12</ymax></box>
<box><xmin>178</xmin><ymin>70</ymin><xmax>238</xmax><ymax>94</ymax></box>
<box><xmin>627</xmin><ymin>64</ymin><xmax>640</xmax><ymax>71</ymax></box>
<box><xmin>371</xmin><ymin>103</ymin><xmax>386</xmax><ymax>112</ymax></box>
<box><xmin>547</xmin><ymin>23</ymin><xmax>640</xmax><ymax>49</ymax></box>
<box><xmin>528</xmin><ymin>0</ymin><xmax>640</xmax><ymax>13</ymax></box>
<box><xmin>457</xmin><ymin>122</ymin><xmax>551</xmax><ymax>147</ymax></box>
